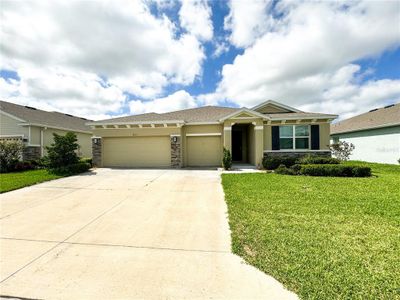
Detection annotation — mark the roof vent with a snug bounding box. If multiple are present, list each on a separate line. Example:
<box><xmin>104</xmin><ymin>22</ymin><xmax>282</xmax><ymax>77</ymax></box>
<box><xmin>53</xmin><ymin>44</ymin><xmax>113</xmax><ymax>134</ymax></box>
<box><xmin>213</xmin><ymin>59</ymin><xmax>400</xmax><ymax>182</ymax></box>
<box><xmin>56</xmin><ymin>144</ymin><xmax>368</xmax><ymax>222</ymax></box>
<box><xmin>369</xmin><ymin>108</ymin><xmax>378</xmax><ymax>112</ymax></box>
<box><xmin>25</xmin><ymin>106</ymin><xmax>37</xmax><ymax>110</ymax></box>
<box><xmin>64</xmin><ymin>113</ymin><xmax>73</xmax><ymax>117</ymax></box>
<box><xmin>384</xmin><ymin>104</ymin><xmax>395</xmax><ymax>109</ymax></box>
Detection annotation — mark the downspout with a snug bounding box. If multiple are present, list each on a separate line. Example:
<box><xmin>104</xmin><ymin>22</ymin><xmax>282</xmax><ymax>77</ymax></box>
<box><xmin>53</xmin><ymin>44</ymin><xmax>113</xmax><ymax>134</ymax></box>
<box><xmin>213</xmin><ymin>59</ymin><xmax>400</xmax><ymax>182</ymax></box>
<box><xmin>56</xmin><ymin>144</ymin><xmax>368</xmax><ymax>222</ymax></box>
<box><xmin>40</xmin><ymin>128</ymin><xmax>44</xmax><ymax>157</ymax></box>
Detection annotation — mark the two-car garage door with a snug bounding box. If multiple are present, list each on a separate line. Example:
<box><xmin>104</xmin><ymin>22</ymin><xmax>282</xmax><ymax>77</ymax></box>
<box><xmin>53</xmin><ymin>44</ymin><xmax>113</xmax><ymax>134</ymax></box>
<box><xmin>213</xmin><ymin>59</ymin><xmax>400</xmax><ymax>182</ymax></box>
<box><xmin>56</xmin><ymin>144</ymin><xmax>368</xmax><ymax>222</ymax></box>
<box><xmin>102</xmin><ymin>137</ymin><xmax>170</xmax><ymax>168</ymax></box>
<box><xmin>102</xmin><ymin>135</ymin><xmax>222</xmax><ymax>168</ymax></box>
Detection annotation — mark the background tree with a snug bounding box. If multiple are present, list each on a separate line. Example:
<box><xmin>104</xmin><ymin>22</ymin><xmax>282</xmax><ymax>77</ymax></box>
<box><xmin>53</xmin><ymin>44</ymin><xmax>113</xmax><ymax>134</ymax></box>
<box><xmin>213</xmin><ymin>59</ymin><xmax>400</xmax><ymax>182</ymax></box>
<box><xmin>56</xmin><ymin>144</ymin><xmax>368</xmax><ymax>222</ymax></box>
<box><xmin>46</xmin><ymin>132</ymin><xmax>79</xmax><ymax>168</ymax></box>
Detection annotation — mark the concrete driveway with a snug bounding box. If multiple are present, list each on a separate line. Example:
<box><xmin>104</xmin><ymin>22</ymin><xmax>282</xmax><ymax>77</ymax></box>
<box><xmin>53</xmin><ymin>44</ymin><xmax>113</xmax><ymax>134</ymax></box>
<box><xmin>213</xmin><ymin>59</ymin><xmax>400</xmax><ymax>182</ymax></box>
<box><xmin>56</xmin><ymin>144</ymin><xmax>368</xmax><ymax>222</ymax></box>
<box><xmin>0</xmin><ymin>169</ymin><xmax>296</xmax><ymax>299</ymax></box>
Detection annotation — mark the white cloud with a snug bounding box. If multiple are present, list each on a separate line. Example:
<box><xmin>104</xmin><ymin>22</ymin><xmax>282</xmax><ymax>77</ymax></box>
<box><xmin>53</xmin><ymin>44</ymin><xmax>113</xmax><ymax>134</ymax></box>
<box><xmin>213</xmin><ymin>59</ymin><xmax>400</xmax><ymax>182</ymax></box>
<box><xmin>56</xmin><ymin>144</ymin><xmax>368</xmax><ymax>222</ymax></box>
<box><xmin>129</xmin><ymin>90</ymin><xmax>197</xmax><ymax>114</ymax></box>
<box><xmin>0</xmin><ymin>67</ymin><xmax>126</xmax><ymax>120</ymax></box>
<box><xmin>213</xmin><ymin>40</ymin><xmax>230</xmax><ymax>58</ymax></box>
<box><xmin>218</xmin><ymin>0</ymin><xmax>400</xmax><ymax>117</ymax></box>
<box><xmin>224</xmin><ymin>0</ymin><xmax>273</xmax><ymax>48</ymax></box>
<box><xmin>0</xmin><ymin>0</ymin><xmax>206</xmax><ymax>117</ymax></box>
<box><xmin>179</xmin><ymin>0</ymin><xmax>213</xmax><ymax>41</ymax></box>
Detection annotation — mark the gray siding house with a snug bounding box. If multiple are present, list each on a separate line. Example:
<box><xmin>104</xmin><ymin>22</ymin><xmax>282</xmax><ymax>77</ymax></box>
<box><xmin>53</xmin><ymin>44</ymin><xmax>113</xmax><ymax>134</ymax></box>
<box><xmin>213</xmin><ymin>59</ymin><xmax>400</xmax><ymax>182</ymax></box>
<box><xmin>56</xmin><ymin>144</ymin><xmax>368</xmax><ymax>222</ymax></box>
<box><xmin>0</xmin><ymin>100</ymin><xmax>93</xmax><ymax>160</ymax></box>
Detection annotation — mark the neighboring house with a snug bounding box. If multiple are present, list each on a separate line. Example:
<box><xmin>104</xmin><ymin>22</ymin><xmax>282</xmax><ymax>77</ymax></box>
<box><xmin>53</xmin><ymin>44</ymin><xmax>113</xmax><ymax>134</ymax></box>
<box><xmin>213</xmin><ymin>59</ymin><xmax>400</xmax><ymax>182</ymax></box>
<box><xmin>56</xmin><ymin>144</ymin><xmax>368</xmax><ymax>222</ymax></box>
<box><xmin>0</xmin><ymin>100</ymin><xmax>93</xmax><ymax>160</ymax></box>
<box><xmin>88</xmin><ymin>100</ymin><xmax>337</xmax><ymax>168</ymax></box>
<box><xmin>331</xmin><ymin>103</ymin><xmax>400</xmax><ymax>164</ymax></box>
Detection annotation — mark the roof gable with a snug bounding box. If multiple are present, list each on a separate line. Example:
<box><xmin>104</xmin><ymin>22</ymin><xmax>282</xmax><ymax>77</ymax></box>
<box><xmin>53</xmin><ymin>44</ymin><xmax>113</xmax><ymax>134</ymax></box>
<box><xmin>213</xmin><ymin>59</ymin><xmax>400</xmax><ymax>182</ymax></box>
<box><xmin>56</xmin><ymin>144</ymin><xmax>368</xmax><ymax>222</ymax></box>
<box><xmin>219</xmin><ymin>108</ymin><xmax>269</xmax><ymax>122</ymax></box>
<box><xmin>252</xmin><ymin>100</ymin><xmax>301</xmax><ymax>114</ymax></box>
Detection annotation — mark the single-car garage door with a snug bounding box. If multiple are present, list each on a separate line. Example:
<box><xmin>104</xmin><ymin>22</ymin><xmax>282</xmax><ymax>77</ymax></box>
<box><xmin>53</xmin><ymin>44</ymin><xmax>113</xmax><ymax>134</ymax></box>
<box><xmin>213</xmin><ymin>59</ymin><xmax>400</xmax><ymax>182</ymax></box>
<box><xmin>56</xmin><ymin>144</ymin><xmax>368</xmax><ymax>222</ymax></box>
<box><xmin>103</xmin><ymin>136</ymin><xmax>171</xmax><ymax>168</ymax></box>
<box><xmin>186</xmin><ymin>136</ymin><xmax>222</xmax><ymax>167</ymax></box>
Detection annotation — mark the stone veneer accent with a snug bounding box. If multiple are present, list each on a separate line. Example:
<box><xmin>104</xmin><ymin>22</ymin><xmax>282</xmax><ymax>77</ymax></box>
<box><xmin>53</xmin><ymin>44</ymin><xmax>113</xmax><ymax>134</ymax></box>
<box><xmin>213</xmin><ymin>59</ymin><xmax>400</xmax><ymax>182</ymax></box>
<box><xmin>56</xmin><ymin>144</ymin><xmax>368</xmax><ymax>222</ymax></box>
<box><xmin>92</xmin><ymin>137</ymin><xmax>102</xmax><ymax>167</ymax></box>
<box><xmin>170</xmin><ymin>135</ymin><xmax>181</xmax><ymax>168</ymax></box>
<box><xmin>264</xmin><ymin>150</ymin><xmax>331</xmax><ymax>159</ymax></box>
<box><xmin>22</xmin><ymin>146</ymin><xmax>41</xmax><ymax>161</ymax></box>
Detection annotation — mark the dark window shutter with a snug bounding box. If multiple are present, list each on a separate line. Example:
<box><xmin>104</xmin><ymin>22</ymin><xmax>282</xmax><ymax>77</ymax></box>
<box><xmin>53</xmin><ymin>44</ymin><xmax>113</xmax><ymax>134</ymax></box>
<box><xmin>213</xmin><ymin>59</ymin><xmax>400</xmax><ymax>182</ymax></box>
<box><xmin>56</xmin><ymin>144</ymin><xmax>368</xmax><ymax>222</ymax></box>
<box><xmin>272</xmin><ymin>126</ymin><xmax>280</xmax><ymax>150</ymax></box>
<box><xmin>311</xmin><ymin>125</ymin><xmax>320</xmax><ymax>150</ymax></box>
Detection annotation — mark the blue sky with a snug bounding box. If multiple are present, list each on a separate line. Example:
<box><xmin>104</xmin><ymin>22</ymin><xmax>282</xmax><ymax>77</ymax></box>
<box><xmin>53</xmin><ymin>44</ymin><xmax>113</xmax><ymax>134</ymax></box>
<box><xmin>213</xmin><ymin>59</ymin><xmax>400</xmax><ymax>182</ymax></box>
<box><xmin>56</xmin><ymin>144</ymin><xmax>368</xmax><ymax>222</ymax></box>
<box><xmin>1</xmin><ymin>0</ymin><xmax>399</xmax><ymax>120</ymax></box>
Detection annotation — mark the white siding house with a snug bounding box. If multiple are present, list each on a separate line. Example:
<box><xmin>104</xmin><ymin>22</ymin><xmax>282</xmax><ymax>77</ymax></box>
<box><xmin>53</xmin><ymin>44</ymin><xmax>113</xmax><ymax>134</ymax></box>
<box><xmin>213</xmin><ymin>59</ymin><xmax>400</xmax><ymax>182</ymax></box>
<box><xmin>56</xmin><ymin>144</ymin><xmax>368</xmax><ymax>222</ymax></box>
<box><xmin>331</xmin><ymin>103</ymin><xmax>400</xmax><ymax>164</ymax></box>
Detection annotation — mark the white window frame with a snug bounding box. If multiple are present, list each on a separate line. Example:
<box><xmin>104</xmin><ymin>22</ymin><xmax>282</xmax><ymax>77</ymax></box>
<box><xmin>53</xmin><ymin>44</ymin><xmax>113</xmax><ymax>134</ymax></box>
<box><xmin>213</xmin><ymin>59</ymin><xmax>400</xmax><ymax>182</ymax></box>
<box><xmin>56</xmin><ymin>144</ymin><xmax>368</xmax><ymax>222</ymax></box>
<box><xmin>279</xmin><ymin>125</ymin><xmax>310</xmax><ymax>150</ymax></box>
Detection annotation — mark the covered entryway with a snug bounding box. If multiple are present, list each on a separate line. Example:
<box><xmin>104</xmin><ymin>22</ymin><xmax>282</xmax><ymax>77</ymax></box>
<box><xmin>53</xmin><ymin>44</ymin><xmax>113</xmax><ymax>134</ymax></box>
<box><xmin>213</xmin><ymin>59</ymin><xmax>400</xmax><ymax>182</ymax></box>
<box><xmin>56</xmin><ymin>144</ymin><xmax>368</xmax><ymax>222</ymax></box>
<box><xmin>232</xmin><ymin>124</ymin><xmax>253</xmax><ymax>164</ymax></box>
<box><xmin>102</xmin><ymin>136</ymin><xmax>171</xmax><ymax>168</ymax></box>
<box><xmin>186</xmin><ymin>135</ymin><xmax>222</xmax><ymax>167</ymax></box>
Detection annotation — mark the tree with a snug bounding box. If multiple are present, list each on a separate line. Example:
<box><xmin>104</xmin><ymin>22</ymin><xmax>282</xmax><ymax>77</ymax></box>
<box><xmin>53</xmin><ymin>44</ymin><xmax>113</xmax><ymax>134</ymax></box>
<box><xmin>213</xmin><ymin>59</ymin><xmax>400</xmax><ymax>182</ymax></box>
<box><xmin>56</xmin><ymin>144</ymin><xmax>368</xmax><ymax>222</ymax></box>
<box><xmin>46</xmin><ymin>132</ymin><xmax>79</xmax><ymax>168</ymax></box>
<box><xmin>330</xmin><ymin>141</ymin><xmax>355</xmax><ymax>161</ymax></box>
<box><xmin>0</xmin><ymin>140</ymin><xmax>24</xmax><ymax>172</ymax></box>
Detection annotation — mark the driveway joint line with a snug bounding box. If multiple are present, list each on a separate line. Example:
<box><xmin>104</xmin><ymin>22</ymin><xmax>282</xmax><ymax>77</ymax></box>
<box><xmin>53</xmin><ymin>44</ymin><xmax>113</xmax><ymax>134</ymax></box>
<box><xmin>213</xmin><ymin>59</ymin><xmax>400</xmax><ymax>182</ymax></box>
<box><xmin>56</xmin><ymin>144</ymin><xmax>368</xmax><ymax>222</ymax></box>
<box><xmin>0</xmin><ymin>193</ymin><xmax>131</xmax><ymax>284</ymax></box>
<box><xmin>0</xmin><ymin>176</ymin><xmax>112</xmax><ymax>220</ymax></box>
<box><xmin>1</xmin><ymin>237</ymin><xmax>230</xmax><ymax>254</ymax></box>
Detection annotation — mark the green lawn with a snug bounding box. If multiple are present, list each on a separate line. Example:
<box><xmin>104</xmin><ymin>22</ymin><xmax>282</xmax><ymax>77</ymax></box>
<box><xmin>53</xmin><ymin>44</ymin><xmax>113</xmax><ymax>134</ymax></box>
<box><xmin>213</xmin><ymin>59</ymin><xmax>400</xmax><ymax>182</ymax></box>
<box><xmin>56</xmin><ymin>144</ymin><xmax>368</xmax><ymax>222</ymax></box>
<box><xmin>0</xmin><ymin>169</ymin><xmax>64</xmax><ymax>193</ymax></box>
<box><xmin>222</xmin><ymin>162</ymin><xmax>400</xmax><ymax>299</ymax></box>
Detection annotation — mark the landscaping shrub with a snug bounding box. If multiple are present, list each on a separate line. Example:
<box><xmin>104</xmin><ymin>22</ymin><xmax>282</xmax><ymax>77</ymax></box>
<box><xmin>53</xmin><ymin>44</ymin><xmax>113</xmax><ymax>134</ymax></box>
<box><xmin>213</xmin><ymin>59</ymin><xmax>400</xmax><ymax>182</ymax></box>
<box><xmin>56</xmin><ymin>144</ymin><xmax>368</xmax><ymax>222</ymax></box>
<box><xmin>222</xmin><ymin>148</ymin><xmax>232</xmax><ymax>170</ymax></box>
<box><xmin>45</xmin><ymin>132</ymin><xmax>79</xmax><ymax>168</ymax></box>
<box><xmin>300</xmin><ymin>164</ymin><xmax>371</xmax><ymax>177</ymax></box>
<box><xmin>352</xmin><ymin>166</ymin><xmax>372</xmax><ymax>177</ymax></box>
<box><xmin>275</xmin><ymin>164</ymin><xmax>298</xmax><ymax>175</ymax></box>
<box><xmin>330</xmin><ymin>141</ymin><xmax>355</xmax><ymax>161</ymax></box>
<box><xmin>28</xmin><ymin>158</ymin><xmax>48</xmax><ymax>168</ymax></box>
<box><xmin>262</xmin><ymin>156</ymin><xmax>297</xmax><ymax>170</ymax></box>
<box><xmin>49</xmin><ymin>162</ymin><xmax>91</xmax><ymax>175</ymax></box>
<box><xmin>0</xmin><ymin>140</ymin><xmax>24</xmax><ymax>173</ymax></box>
<box><xmin>13</xmin><ymin>161</ymin><xmax>35</xmax><ymax>172</ymax></box>
<box><xmin>80</xmin><ymin>157</ymin><xmax>93</xmax><ymax>167</ymax></box>
<box><xmin>298</xmin><ymin>155</ymin><xmax>340</xmax><ymax>165</ymax></box>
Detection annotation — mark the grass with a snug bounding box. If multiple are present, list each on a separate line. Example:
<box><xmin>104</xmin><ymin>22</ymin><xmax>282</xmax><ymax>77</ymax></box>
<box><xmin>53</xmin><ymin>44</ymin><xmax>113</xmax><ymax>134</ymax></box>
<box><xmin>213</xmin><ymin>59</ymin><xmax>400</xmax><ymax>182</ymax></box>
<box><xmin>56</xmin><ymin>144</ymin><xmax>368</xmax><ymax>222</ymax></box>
<box><xmin>222</xmin><ymin>161</ymin><xmax>400</xmax><ymax>299</ymax></box>
<box><xmin>0</xmin><ymin>169</ymin><xmax>64</xmax><ymax>193</ymax></box>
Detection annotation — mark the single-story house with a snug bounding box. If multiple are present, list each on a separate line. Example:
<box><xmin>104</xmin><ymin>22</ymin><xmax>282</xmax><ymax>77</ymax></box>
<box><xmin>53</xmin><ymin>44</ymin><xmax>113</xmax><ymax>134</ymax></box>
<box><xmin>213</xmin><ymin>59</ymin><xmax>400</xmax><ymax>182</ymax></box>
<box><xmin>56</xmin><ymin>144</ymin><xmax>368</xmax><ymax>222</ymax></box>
<box><xmin>331</xmin><ymin>103</ymin><xmax>400</xmax><ymax>164</ymax></box>
<box><xmin>88</xmin><ymin>100</ymin><xmax>337</xmax><ymax>168</ymax></box>
<box><xmin>0</xmin><ymin>100</ymin><xmax>93</xmax><ymax>160</ymax></box>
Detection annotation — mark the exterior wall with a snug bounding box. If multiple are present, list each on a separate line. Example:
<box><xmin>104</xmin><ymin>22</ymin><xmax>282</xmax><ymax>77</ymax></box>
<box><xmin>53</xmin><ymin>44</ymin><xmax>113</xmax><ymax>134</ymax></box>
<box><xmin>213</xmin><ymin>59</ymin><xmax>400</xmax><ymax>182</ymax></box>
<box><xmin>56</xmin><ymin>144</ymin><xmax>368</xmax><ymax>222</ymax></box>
<box><xmin>30</xmin><ymin>126</ymin><xmax>41</xmax><ymax>145</ymax></box>
<box><xmin>43</xmin><ymin>128</ymin><xmax>92</xmax><ymax>157</ymax></box>
<box><xmin>92</xmin><ymin>127</ymin><xmax>180</xmax><ymax>138</ymax></box>
<box><xmin>331</xmin><ymin>126</ymin><xmax>400</xmax><ymax>164</ymax></box>
<box><xmin>0</xmin><ymin>113</ymin><xmax>28</xmax><ymax>138</ymax></box>
<box><xmin>264</xmin><ymin>151</ymin><xmax>331</xmax><ymax>159</ymax></box>
<box><xmin>263</xmin><ymin>122</ymin><xmax>331</xmax><ymax>151</ymax></box>
<box><xmin>170</xmin><ymin>135</ymin><xmax>181</xmax><ymax>168</ymax></box>
<box><xmin>22</xmin><ymin>146</ymin><xmax>41</xmax><ymax>161</ymax></box>
<box><xmin>319</xmin><ymin>123</ymin><xmax>331</xmax><ymax>150</ymax></box>
<box><xmin>92</xmin><ymin>137</ymin><xmax>102</xmax><ymax>167</ymax></box>
<box><xmin>247</xmin><ymin>125</ymin><xmax>255</xmax><ymax>165</ymax></box>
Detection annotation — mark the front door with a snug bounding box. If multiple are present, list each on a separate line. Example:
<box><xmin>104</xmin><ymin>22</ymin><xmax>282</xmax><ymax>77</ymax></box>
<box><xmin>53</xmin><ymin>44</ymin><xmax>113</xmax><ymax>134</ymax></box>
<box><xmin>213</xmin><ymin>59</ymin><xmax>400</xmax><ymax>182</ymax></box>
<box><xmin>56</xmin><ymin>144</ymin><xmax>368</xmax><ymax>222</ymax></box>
<box><xmin>232</xmin><ymin>130</ymin><xmax>242</xmax><ymax>161</ymax></box>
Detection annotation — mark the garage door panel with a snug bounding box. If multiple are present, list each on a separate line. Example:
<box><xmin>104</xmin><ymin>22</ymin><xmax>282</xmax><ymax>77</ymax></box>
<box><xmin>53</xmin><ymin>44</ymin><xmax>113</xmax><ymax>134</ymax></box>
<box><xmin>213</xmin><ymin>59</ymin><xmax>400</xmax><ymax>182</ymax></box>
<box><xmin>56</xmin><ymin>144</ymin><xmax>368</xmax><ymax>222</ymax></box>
<box><xmin>187</xmin><ymin>136</ymin><xmax>222</xmax><ymax>167</ymax></box>
<box><xmin>103</xmin><ymin>137</ymin><xmax>170</xmax><ymax>167</ymax></box>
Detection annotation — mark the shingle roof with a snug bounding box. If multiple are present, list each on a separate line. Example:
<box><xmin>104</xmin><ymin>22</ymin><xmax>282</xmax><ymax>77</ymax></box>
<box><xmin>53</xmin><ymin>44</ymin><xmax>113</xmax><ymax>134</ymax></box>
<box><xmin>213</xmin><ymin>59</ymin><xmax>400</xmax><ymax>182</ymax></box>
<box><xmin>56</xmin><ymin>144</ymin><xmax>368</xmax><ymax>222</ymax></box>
<box><xmin>90</xmin><ymin>105</ymin><xmax>337</xmax><ymax>125</ymax></box>
<box><xmin>0</xmin><ymin>100</ymin><xmax>92</xmax><ymax>133</ymax></box>
<box><xmin>331</xmin><ymin>103</ymin><xmax>400</xmax><ymax>134</ymax></box>
<box><xmin>92</xmin><ymin>106</ymin><xmax>241</xmax><ymax>124</ymax></box>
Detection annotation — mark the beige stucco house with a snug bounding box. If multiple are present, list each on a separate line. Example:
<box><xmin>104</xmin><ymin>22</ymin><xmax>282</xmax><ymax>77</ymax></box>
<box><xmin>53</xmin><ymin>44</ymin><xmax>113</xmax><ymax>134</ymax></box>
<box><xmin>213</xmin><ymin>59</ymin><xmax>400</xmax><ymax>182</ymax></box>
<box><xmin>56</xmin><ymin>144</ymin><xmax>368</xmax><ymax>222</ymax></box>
<box><xmin>0</xmin><ymin>100</ymin><xmax>93</xmax><ymax>160</ymax></box>
<box><xmin>88</xmin><ymin>100</ymin><xmax>337</xmax><ymax>168</ymax></box>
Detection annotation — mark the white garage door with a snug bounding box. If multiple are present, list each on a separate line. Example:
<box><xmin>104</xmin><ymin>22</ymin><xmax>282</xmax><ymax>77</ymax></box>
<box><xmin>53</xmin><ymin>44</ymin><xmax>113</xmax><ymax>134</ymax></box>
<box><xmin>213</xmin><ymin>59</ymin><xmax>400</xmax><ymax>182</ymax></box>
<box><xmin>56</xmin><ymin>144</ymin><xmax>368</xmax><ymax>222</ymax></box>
<box><xmin>102</xmin><ymin>136</ymin><xmax>171</xmax><ymax>168</ymax></box>
<box><xmin>186</xmin><ymin>136</ymin><xmax>222</xmax><ymax>167</ymax></box>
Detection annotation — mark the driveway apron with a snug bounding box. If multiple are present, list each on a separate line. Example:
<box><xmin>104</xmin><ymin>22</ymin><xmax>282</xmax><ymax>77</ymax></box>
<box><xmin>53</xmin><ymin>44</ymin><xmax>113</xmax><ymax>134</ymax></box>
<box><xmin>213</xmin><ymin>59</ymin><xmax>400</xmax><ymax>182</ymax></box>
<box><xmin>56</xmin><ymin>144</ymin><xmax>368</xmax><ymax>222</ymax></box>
<box><xmin>0</xmin><ymin>169</ymin><xmax>296</xmax><ymax>299</ymax></box>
